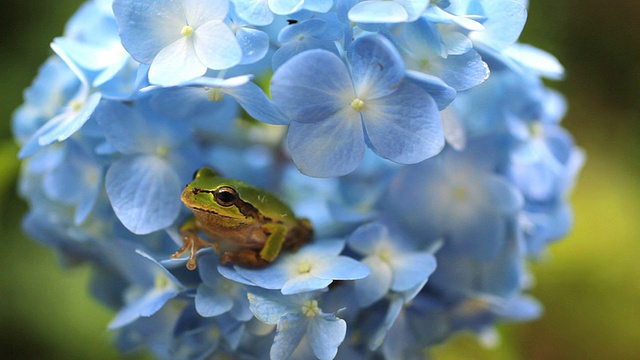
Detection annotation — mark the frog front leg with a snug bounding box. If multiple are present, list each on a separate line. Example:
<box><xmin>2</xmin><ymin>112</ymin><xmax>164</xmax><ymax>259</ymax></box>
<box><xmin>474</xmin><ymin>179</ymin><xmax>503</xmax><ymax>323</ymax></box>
<box><xmin>220</xmin><ymin>223</ymin><xmax>286</xmax><ymax>267</ymax></box>
<box><xmin>171</xmin><ymin>217</ymin><xmax>218</xmax><ymax>270</ymax></box>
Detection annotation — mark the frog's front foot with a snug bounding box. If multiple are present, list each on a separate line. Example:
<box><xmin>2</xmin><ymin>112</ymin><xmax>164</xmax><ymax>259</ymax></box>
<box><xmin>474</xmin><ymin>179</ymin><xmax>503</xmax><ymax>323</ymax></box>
<box><xmin>171</xmin><ymin>221</ymin><xmax>218</xmax><ymax>270</ymax></box>
<box><xmin>221</xmin><ymin>249</ymin><xmax>270</xmax><ymax>268</ymax></box>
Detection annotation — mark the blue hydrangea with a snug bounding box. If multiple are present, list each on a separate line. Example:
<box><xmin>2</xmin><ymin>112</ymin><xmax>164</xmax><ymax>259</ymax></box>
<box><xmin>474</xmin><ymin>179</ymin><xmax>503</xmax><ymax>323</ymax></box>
<box><xmin>13</xmin><ymin>0</ymin><xmax>584</xmax><ymax>359</ymax></box>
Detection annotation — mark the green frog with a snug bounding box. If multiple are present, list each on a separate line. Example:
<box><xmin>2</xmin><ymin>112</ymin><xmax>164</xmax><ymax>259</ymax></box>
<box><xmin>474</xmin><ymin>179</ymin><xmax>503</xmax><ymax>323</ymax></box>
<box><xmin>171</xmin><ymin>168</ymin><xmax>313</xmax><ymax>269</ymax></box>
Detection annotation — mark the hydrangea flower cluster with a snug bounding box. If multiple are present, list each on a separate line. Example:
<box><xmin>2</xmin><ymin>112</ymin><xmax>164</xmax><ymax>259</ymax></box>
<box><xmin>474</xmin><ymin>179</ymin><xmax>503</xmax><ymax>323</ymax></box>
<box><xmin>13</xmin><ymin>0</ymin><xmax>584</xmax><ymax>358</ymax></box>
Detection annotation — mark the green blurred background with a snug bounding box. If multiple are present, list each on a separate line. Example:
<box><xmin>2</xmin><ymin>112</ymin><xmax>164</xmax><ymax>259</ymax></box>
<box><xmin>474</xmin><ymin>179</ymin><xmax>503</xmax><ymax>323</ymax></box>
<box><xmin>1</xmin><ymin>1</ymin><xmax>638</xmax><ymax>359</ymax></box>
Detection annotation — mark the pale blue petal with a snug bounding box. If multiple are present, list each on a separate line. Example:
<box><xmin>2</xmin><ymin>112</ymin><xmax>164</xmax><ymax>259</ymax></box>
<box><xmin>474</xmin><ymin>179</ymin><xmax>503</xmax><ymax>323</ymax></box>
<box><xmin>496</xmin><ymin>295</ymin><xmax>542</xmax><ymax>321</ymax></box>
<box><xmin>301</xmin><ymin>0</ymin><xmax>333</xmax><ymax>13</ymax></box>
<box><xmin>217</xmin><ymin>265</ymin><xmax>256</xmax><ymax>286</ymax></box>
<box><xmin>109</xmin><ymin>288</ymin><xmax>178</xmax><ymax>329</ymax></box>
<box><xmin>225</xmin><ymin>82</ymin><xmax>289</xmax><ymax>125</ymax></box>
<box><xmin>406</xmin><ymin>71</ymin><xmax>457</xmax><ymax>110</ymax></box>
<box><xmin>149</xmin><ymin>38</ymin><xmax>206</xmax><ymax>86</ymax></box>
<box><xmin>247</xmin><ymin>291</ymin><xmax>294</xmax><ymax>324</ymax></box>
<box><xmin>348</xmin><ymin>221</ymin><xmax>387</xmax><ymax>255</ymax></box>
<box><xmin>271</xmin><ymin>49</ymin><xmax>353</xmax><ymax>124</ymax></box>
<box><xmin>281</xmin><ymin>274</ymin><xmax>332</xmax><ymax>295</ymax></box>
<box><xmin>37</xmin><ymin>92</ymin><xmax>101</xmax><ymax>146</ymax></box>
<box><xmin>368</xmin><ymin>295</ymin><xmax>403</xmax><ymax>350</ymax></box>
<box><xmin>105</xmin><ymin>155</ymin><xmax>182</xmax><ymax>234</ymax></box>
<box><xmin>234</xmin><ymin>0</ymin><xmax>274</xmax><ymax>26</ymax></box>
<box><xmin>271</xmin><ymin>313</ymin><xmax>307</xmax><ymax>359</ymax></box>
<box><xmin>349</xmin><ymin>35</ymin><xmax>405</xmax><ymax>100</ymax></box>
<box><xmin>348</xmin><ymin>1</ymin><xmax>409</xmax><ymax>23</ymax></box>
<box><xmin>182</xmin><ymin>74</ymin><xmax>252</xmax><ymax>88</ymax></box>
<box><xmin>363</xmin><ymin>82</ymin><xmax>444</xmax><ymax>164</ymax></box>
<box><xmin>195</xmin><ymin>283</ymin><xmax>234</xmax><ymax>317</ymax></box>
<box><xmin>389</xmin><ymin>252</ymin><xmax>436</xmax><ymax>291</ymax></box>
<box><xmin>354</xmin><ymin>256</ymin><xmax>392</xmax><ymax>307</ymax></box>
<box><xmin>112</xmin><ymin>0</ymin><xmax>186</xmax><ymax>64</ymax></box>
<box><xmin>96</xmin><ymin>99</ymin><xmax>189</xmax><ymax>154</ymax></box>
<box><xmin>298</xmin><ymin>239</ymin><xmax>346</xmax><ymax>257</ymax></box>
<box><xmin>431</xmin><ymin>50</ymin><xmax>489</xmax><ymax>91</ymax></box>
<box><xmin>308</xmin><ymin>315</ymin><xmax>347</xmax><ymax>360</ymax></box>
<box><xmin>312</xmin><ymin>256</ymin><xmax>370</xmax><ymax>280</ymax></box>
<box><xmin>504</xmin><ymin>43</ymin><xmax>565</xmax><ymax>80</ymax></box>
<box><xmin>235</xmin><ymin>262</ymin><xmax>291</xmax><ymax>289</ymax></box>
<box><xmin>269</xmin><ymin>0</ymin><xmax>305</xmax><ymax>15</ymax></box>
<box><xmin>399</xmin><ymin>0</ymin><xmax>431</xmax><ymax>21</ymax></box>
<box><xmin>485</xmin><ymin>175</ymin><xmax>524</xmax><ymax>215</ymax></box>
<box><xmin>287</xmin><ymin>112</ymin><xmax>365</xmax><ymax>177</ymax></box>
<box><xmin>236</xmin><ymin>27</ymin><xmax>270</xmax><ymax>64</ymax></box>
<box><xmin>468</xmin><ymin>0</ymin><xmax>527</xmax><ymax>51</ymax></box>
<box><xmin>52</xmin><ymin>37</ymin><xmax>113</xmax><ymax>71</ymax></box>
<box><xmin>194</xmin><ymin>20</ymin><xmax>242</xmax><ymax>70</ymax></box>
<box><xmin>183</xmin><ymin>0</ymin><xmax>229</xmax><ymax>26</ymax></box>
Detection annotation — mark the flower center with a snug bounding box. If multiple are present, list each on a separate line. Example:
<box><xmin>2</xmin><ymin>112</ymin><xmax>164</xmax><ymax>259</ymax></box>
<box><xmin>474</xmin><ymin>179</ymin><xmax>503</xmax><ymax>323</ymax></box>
<box><xmin>351</xmin><ymin>98</ymin><xmax>365</xmax><ymax>112</ymax></box>
<box><xmin>206</xmin><ymin>88</ymin><xmax>224</xmax><ymax>102</ymax></box>
<box><xmin>378</xmin><ymin>248</ymin><xmax>392</xmax><ymax>263</ymax></box>
<box><xmin>154</xmin><ymin>274</ymin><xmax>170</xmax><ymax>290</ymax></box>
<box><xmin>453</xmin><ymin>186</ymin><xmax>467</xmax><ymax>201</ymax></box>
<box><xmin>528</xmin><ymin>122</ymin><xmax>544</xmax><ymax>138</ymax></box>
<box><xmin>69</xmin><ymin>99</ymin><xmax>83</xmax><ymax>112</ymax></box>
<box><xmin>298</xmin><ymin>261</ymin><xmax>311</xmax><ymax>274</ymax></box>
<box><xmin>156</xmin><ymin>146</ymin><xmax>169</xmax><ymax>157</ymax></box>
<box><xmin>301</xmin><ymin>299</ymin><xmax>321</xmax><ymax>317</ymax></box>
<box><xmin>181</xmin><ymin>25</ymin><xmax>194</xmax><ymax>37</ymax></box>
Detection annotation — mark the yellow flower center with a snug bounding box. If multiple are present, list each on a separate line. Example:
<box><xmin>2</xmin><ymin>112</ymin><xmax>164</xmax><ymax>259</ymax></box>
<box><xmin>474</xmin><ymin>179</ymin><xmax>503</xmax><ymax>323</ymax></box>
<box><xmin>156</xmin><ymin>146</ymin><xmax>169</xmax><ymax>157</ymax></box>
<box><xmin>453</xmin><ymin>186</ymin><xmax>467</xmax><ymax>201</ymax></box>
<box><xmin>207</xmin><ymin>88</ymin><xmax>224</xmax><ymax>102</ymax></box>
<box><xmin>351</xmin><ymin>98</ymin><xmax>365</xmax><ymax>112</ymax></box>
<box><xmin>301</xmin><ymin>299</ymin><xmax>321</xmax><ymax>317</ymax></box>
<box><xmin>181</xmin><ymin>25</ymin><xmax>194</xmax><ymax>37</ymax></box>
<box><xmin>298</xmin><ymin>261</ymin><xmax>311</xmax><ymax>274</ymax></box>
<box><xmin>69</xmin><ymin>99</ymin><xmax>83</xmax><ymax>112</ymax></box>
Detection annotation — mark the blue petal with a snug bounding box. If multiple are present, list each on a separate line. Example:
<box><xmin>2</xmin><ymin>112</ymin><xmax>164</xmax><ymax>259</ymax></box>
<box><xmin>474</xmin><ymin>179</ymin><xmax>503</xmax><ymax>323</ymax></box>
<box><xmin>271</xmin><ymin>49</ymin><xmax>353</xmax><ymax>124</ymax></box>
<box><xmin>225</xmin><ymin>82</ymin><xmax>289</xmax><ymax>125</ymax></box>
<box><xmin>234</xmin><ymin>262</ymin><xmax>290</xmax><ymax>290</ymax></box>
<box><xmin>233</xmin><ymin>0</ymin><xmax>274</xmax><ymax>26</ymax></box>
<box><xmin>269</xmin><ymin>0</ymin><xmax>306</xmax><ymax>15</ymax></box>
<box><xmin>389</xmin><ymin>252</ymin><xmax>437</xmax><ymax>291</ymax></box>
<box><xmin>271</xmin><ymin>313</ymin><xmax>307</xmax><ymax>359</ymax></box>
<box><xmin>368</xmin><ymin>295</ymin><xmax>403</xmax><ymax>350</ymax></box>
<box><xmin>109</xmin><ymin>288</ymin><xmax>178</xmax><ymax>329</ymax></box>
<box><xmin>105</xmin><ymin>155</ymin><xmax>182</xmax><ymax>234</ymax></box>
<box><xmin>406</xmin><ymin>71</ymin><xmax>457</xmax><ymax>110</ymax></box>
<box><xmin>36</xmin><ymin>92</ymin><xmax>102</xmax><ymax>147</ymax></box>
<box><xmin>432</xmin><ymin>50</ymin><xmax>489</xmax><ymax>91</ymax></box>
<box><xmin>281</xmin><ymin>274</ymin><xmax>333</xmax><ymax>295</ymax></box>
<box><xmin>308</xmin><ymin>314</ymin><xmax>347</xmax><ymax>360</ymax></box>
<box><xmin>363</xmin><ymin>82</ymin><xmax>444</xmax><ymax>164</ymax></box>
<box><xmin>287</xmin><ymin>112</ymin><xmax>365</xmax><ymax>177</ymax></box>
<box><xmin>312</xmin><ymin>256</ymin><xmax>370</xmax><ymax>280</ymax></box>
<box><xmin>355</xmin><ymin>256</ymin><xmax>392</xmax><ymax>307</ymax></box>
<box><xmin>348</xmin><ymin>221</ymin><xmax>386</xmax><ymax>255</ymax></box>
<box><xmin>247</xmin><ymin>291</ymin><xmax>295</xmax><ymax>324</ymax></box>
<box><xmin>96</xmin><ymin>99</ymin><xmax>189</xmax><ymax>154</ymax></box>
<box><xmin>195</xmin><ymin>283</ymin><xmax>234</xmax><ymax>317</ymax></box>
<box><xmin>349</xmin><ymin>35</ymin><xmax>405</xmax><ymax>100</ymax></box>
<box><xmin>217</xmin><ymin>264</ymin><xmax>256</xmax><ymax>286</ymax></box>
<box><xmin>348</xmin><ymin>1</ymin><xmax>409</xmax><ymax>23</ymax></box>
<box><xmin>112</xmin><ymin>0</ymin><xmax>185</xmax><ymax>64</ymax></box>
<box><xmin>468</xmin><ymin>0</ymin><xmax>527</xmax><ymax>51</ymax></box>
<box><xmin>237</xmin><ymin>27</ymin><xmax>270</xmax><ymax>64</ymax></box>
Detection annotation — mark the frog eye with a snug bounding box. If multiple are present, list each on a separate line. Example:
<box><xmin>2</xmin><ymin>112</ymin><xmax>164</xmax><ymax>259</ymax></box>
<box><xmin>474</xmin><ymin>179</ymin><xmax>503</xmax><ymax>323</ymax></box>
<box><xmin>214</xmin><ymin>186</ymin><xmax>238</xmax><ymax>207</ymax></box>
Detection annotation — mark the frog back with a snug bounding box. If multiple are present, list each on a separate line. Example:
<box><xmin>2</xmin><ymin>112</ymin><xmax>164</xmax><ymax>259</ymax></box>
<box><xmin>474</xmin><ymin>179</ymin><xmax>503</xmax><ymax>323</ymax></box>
<box><xmin>222</xmin><ymin>178</ymin><xmax>298</xmax><ymax>225</ymax></box>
